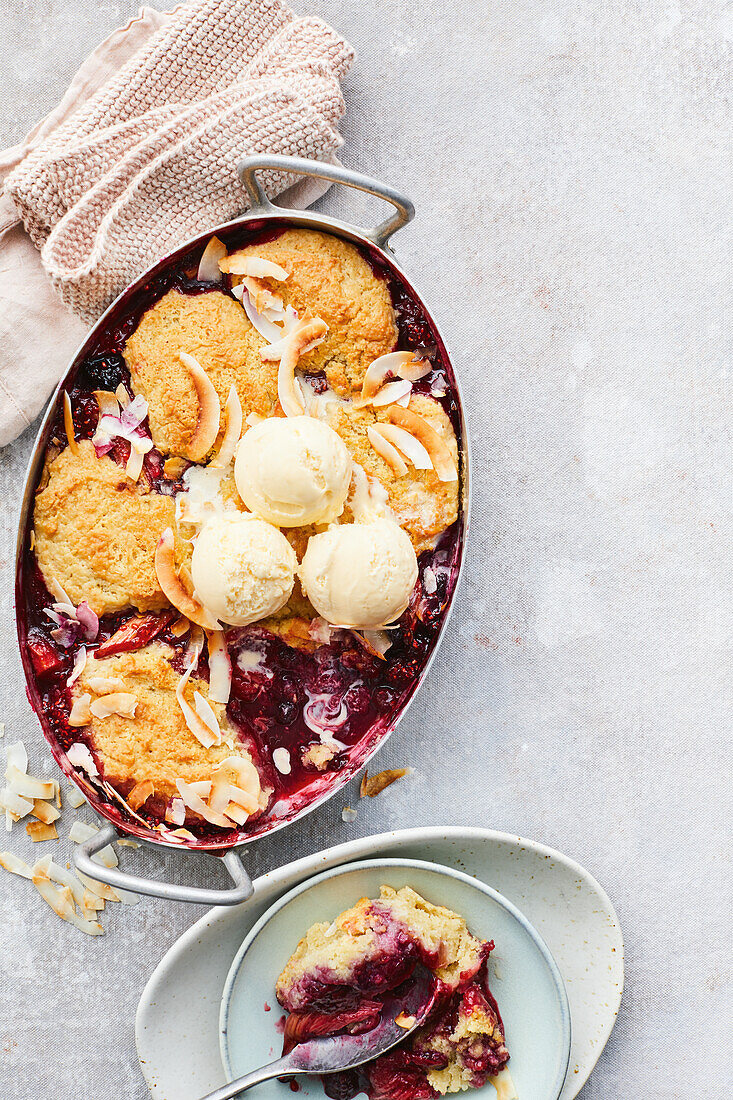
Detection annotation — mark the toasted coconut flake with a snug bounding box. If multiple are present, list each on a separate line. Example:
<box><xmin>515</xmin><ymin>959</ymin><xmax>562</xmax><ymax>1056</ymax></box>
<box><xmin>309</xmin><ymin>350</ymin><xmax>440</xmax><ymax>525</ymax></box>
<box><xmin>279</xmin><ymin>348</ymin><xmax>306</xmax><ymax>416</ymax></box>
<box><xmin>87</xmin><ymin>673</ymin><xmax>128</xmax><ymax>690</ymax></box>
<box><xmin>32</xmin><ymin>862</ymin><xmax>104</xmax><ymax>936</ymax></box>
<box><xmin>341</xmin><ymin>805</ymin><xmax>358</xmax><ymax>823</ymax></box>
<box><xmin>396</xmin><ymin>355</ymin><xmax>432</xmax><ymax>382</ymax></box>
<box><xmin>355</xmin><ymin>629</ymin><xmax>393</xmax><ymax>659</ymax></box>
<box><xmin>164</xmin><ymin>826</ymin><xmax>197</xmax><ymax>842</ymax></box>
<box><xmin>155</xmin><ymin>528</ymin><xmax>221</xmax><ymax>630</ymax></box>
<box><xmin>127</xmin><ymin>780</ymin><xmax>154</xmax><ymax>811</ymax></box>
<box><xmin>395</xmin><ymin>1012</ymin><xmax>416</xmax><ymax>1029</ymax></box>
<box><xmin>197</xmin><ymin>235</ymin><xmax>227</xmax><ymax>282</ymax></box>
<box><xmin>76</xmin><ymin>869</ymin><xmax>120</xmax><ymax>903</ymax></box>
<box><xmin>361</xmin><ymin>352</ymin><xmax>418</xmax><ymax>401</ymax></box>
<box><xmin>187</xmin><ymin>780</ymin><xmax>212</xmax><ymax>798</ymax></box>
<box><xmin>165</xmin><ymin>797</ymin><xmax>186</xmax><ymax>826</ymax></box>
<box><xmin>0</xmin><ymin>851</ymin><xmax>33</xmax><ymax>878</ymax></box>
<box><xmin>63</xmin><ymin>391</ymin><xmax>80</xmax><ymax>456</ymax></box>
<box><xmin>387</xmin><ymin>407</ymin><xmax>458</xmax><ymax>482</ymax></box>
<box><xmin>222</xmin><ymin>801</ymin><xmax>249</xmax><ymax>826</ymax></box>
<box><xmin>261</xmin><ymin>315</ymin><xmax>328</xmax><ymax>362</ymax></box>
<box><xmin>194</xmin><ymin>691</ymin><xmax>220</xmax><ymax>740</ymax></box>
<box><xmin>175</xmin><ymin>779</ymin><xmax>231</xmax><ymax>828</ymax></box>
<box><xmin>69</xmin><ymin>821</ymin><xmax>98</xmax><ymax>844</ymax></box>
<box><xmin>6</xmin><ymin>765</ymin><xmax>55</xmax><ymax>801</ymax></box>
<box><xmin>47</xmin><ymin>859</ymin><xmax>86</xmax><ymax>908</ymax></box>
<box><xmin>126</xmin><ymin>446</ymin><xmax>145</xmax><ymax>481</ymax></box>
<box><xmin>490</xmin><ymin>1069</ymin><xmax>518</xmax><ymax>1100</ymax></box>
<box><xmin>367</xmin><ymin>425</ymin><xmax>409</xmax><ymax>477</ymax></box>
<box><xmin>67</xmin><ymin>645</ymin><xmax>87</xmax><ymax>687</ymax></box>
<box><xmin>206</xmin><ymin>630</ymin><xmax>232</xmax><ymax>704</ymax></box>
<box><xmin>222</xmin><ymin>255</ymin><xmax>289</xmax><ymax>281</ymax></box>
<box><xmin>175</xmin><ymin>664</ymin><xmax>220</xmax><ymax>748</ymax></box>
<box><xmin>0</xmin><ymin>788</ymin><xmax>33</xmax><ymax>818</ymax></box>
<box><xmin>31</xmin><ymin>799</ymin><xmax>61</xmax><ymax>825</ymax></box>
<box><xmin>185</xmin><ymin>624</ymin><xmax>205</xmax><ymax>669</ymax></box>
<box><xmin>273</xmin><ymin>317</ymin><xmax>329</xmax><ymax>417</ymax></box>
<box><xmin>48</xmin><ymin>578</ymin><xmax>74</xmax><ymax>610</ymax></box>
<box><xmin>68</xmin><ymin>695</ymin><xmax>93</xmax><ymax>727</ymax></box>
<box><xmin>209</xmin><ymin>385</ymin><xmax>243</xmax><ymax>469</ymax></box>
<box><xmin>95</xmin><ymin>844</ymin><xmax>119</xmax><ymax>869</ymax></box>
<box><xmin>26</xmin><ymin>820</ymin><xmax>59</xmax><ymax>842</ymax></box>
<box><xmin>116</xmin><ymin>838</ymin><xmax>140</xmax><ymax>848</ymax></box>
<box><xmin>66</xmin><ymin>786</ymin><xmax>86</xmax><ymax>809</ymax></box>
<box><xmin>272</xmin><ymin>747</ymin><xmax>291</xmax><ymax>775</ymax></box>
<box><xmin>245</xmin><ymin>412</ymin><xmax>264</xmax><ymax>427</ymax></box>
<box><xmin>242</xmin><ymin>276</ymin><xmax>284</xmax><ymax>316</ymax></box>
<box><xmin>87</xmin><ymin>675</ymin><xmax>128</xmax><ymax>695</ymax></box>
<box><xmin>93</xmin><ymin>390</ymin><xmax>121</xmax><ymax>419</ymax></box>
<box><xmin>373</xmin><ymin>422</ymin><xmax>432</xmax><ymax>471</ymax></box>
<box><xmin>360</xmin><ymin>768</ymin><xmax>410</xmax><ymax>798</ymax></box>
<box><xmin>83</xmin><ymin>889</ymin><xmax>105</xmax><ymax>912</ymax></box>
<box><xmin>67</xmin><ymin>742</ymin><xmax>98</xmax><ymax>779</ymax></box>
<box><xmin>370</xmin><ymin>379</ymin><xmax>413</xmax><ymax>408</ymax></box>
<box><xmin>179</xmin><ymin>352</ymin><xmax>221</xmax><ymax>461</ymax></box>
<box><xmin>90</xmin><ymin>692</ymin><xmax>137</xmax><ymax>720</ymax></box>
<box><xmin>116</xmin><ymin>384</ymin><xmax>130</xmax><ymax>408</ymax></box>
<box><xmin>170</xmin><ymin>615</ymin><xmax>191</xmax><ymax>638</ymax></box>
<box><xmin>238</xmin><ymin>285</ymin><xmax>284</xmax><ymax>342</ymax></box>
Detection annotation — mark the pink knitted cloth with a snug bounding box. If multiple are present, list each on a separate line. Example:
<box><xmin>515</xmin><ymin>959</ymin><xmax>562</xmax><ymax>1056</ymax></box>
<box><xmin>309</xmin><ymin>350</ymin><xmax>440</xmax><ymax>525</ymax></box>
<box><xmin>0</xmin><ymin>0</ymin><xmax>353</xmax><ymax>445</ymax></box>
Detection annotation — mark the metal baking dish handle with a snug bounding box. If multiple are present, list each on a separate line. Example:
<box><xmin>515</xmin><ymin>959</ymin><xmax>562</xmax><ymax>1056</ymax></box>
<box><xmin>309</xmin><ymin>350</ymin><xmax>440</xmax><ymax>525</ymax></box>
<box><xmin>72</xmin><ymin>822</ymin><xmax>254</xmax><ymax>905</ymax></box>
<box><xmin>238</xmin><ymin>154</ymin><xmax>415</xmax><ymax>248</ymax></box>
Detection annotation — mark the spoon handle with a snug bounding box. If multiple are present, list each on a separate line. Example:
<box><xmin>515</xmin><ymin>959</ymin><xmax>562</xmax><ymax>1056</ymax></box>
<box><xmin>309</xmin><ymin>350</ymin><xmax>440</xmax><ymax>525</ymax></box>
<box><xmin>198</xmin><ymin>1056</ymin><xmax>296</xmax><ymax>1100</ymax></box>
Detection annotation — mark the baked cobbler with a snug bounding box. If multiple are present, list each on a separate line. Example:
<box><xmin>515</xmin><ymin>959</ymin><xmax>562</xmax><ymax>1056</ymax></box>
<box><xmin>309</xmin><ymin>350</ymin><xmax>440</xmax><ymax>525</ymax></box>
<box><xmin>19</xmin><ymin>226</ymin><xmax>464</xmax><ymax>841</ymax></box>
<box><xmin>276</xmin><ymin>887</ymin><xmax>515</xmax><ymax>1099</ymax></box>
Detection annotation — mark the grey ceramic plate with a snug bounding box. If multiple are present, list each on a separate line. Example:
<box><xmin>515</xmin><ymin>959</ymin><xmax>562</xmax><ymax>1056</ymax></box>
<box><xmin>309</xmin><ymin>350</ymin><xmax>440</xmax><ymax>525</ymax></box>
<box><xmin>136</xmin><ymin>827</ymin><xmax>624</xmax><ymax>1099</ymax></box>
<box><xmin>220</xmin><ymin>857</ymin><xmax>571</xmax><ymax>1100</ymax></box>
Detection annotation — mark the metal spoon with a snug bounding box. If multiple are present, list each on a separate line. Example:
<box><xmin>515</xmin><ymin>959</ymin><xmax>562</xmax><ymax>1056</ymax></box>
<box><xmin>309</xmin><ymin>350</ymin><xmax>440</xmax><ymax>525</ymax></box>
<box><xmin>199</xmin><ymin>966</ymin><xmax>436</xmax><ymax>1100</ymax></box>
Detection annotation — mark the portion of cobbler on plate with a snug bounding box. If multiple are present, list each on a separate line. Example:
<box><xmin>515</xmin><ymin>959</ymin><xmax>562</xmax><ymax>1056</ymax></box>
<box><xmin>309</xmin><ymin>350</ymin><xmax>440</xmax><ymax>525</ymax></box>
<box><xmin>276</xmin><ymin>886</ymin><xmax>515</xmax><ymax>1100</ymax></box>
<box><xmin>19</xmin><ymin>227</ymin><xmax>463</xmax><ymax>842</ymax></box>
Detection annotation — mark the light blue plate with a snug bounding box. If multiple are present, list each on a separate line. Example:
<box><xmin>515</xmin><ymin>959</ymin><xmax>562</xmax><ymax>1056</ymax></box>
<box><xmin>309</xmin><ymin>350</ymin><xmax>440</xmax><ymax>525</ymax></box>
<box><xmin>220</xmin><ymin>857</ymin><xmax>571</xmax><ymax>1100</ymax></box>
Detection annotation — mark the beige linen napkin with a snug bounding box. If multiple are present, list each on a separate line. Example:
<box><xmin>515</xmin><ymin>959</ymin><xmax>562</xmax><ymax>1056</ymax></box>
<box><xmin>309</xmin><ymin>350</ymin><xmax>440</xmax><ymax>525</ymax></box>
<box><xmin>0</xmin><ymin>0</ymin><xmax>354</xmax><ymax>447</ymax></box>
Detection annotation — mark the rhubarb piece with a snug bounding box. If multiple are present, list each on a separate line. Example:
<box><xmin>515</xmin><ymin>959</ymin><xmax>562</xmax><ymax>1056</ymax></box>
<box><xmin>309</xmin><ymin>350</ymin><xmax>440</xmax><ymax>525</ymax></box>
<box><xmin>94</xmin><ymin>609</ymin><xmax>176</xmax><ymax>658</ymax></box>
<box><xmin>26</xmin><ymin>630</ymin><xmax>65</xmax><ymax>678</ymax></box>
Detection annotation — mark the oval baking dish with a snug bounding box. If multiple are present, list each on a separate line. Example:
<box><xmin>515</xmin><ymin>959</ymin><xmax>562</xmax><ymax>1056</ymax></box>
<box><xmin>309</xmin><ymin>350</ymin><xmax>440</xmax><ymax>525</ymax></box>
<box><xmin>14</xmin><ymin>155</ymin><xmax>471</xmax><ymax>904</ymax></box>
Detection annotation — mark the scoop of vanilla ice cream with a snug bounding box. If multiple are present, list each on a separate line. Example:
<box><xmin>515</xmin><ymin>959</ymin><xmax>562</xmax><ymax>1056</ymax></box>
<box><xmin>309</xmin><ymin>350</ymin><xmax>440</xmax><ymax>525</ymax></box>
<box><xmin>234</xmin><ymin>417</ymin><xmax>352</xmax><ymax>527</ymax></box>
<box><xmin>191</xmin><ymin>514</ymin><xmax>296</xmax><ymax>626</ymax></box>
<box><xmin>299</xmin><ymin>519</ymin><xmax>418</xmax><ymax>628</ymax></box>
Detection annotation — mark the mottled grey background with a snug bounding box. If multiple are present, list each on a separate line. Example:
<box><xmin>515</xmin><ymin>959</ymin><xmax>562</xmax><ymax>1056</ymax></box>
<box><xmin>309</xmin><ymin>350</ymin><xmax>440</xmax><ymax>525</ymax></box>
<box><xmin>0</xmin><ymin>1</ymin><xmax>731</xmax><ymax>1097</ymax></box>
